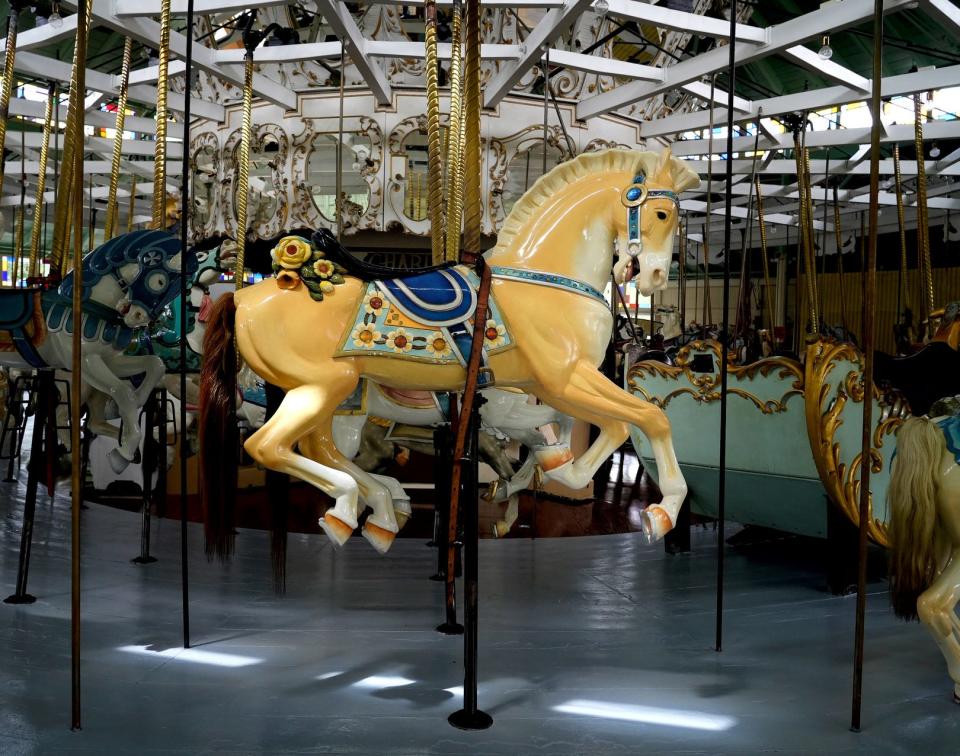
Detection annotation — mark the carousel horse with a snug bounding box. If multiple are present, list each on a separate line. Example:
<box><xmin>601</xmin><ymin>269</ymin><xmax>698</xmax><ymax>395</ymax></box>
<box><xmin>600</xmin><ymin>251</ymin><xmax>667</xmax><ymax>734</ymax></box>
<box><xmin>888</xmin><ymin>414</ymin><xmax>960</xmax><ymax>703</ymax></box>
<box><xmin>0</xmin><ymin>230</ymin><xmax>194</xmax><ymax>473</ymax></box>
<box><xmin>201</xmin><ymin>148</ymin><xmax>699</xmax><ymax>556</ymax></box>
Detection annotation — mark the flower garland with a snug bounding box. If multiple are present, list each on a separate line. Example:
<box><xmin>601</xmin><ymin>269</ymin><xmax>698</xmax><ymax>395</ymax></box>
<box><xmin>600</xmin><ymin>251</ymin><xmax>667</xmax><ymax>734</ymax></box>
<box><xmin>270</xmin><ymin>235</ymin><xmax>347</xmax><ymax>302</ymax></box>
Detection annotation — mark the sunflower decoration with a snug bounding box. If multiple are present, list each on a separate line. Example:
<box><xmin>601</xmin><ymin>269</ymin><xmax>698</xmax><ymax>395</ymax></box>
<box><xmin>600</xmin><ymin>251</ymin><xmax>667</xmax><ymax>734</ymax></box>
<box><xmin>270</xmin><ymin>235</ymin><xmax>347</xmax><ymax>302</ymax></box>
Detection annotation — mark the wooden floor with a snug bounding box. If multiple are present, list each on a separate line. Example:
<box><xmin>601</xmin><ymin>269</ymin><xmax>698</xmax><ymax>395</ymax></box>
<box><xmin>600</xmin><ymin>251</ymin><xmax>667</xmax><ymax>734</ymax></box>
<box><xmin>2</xmin><ymin>469</ymin><xmax>959</xmax><ymax>754</ymax></box>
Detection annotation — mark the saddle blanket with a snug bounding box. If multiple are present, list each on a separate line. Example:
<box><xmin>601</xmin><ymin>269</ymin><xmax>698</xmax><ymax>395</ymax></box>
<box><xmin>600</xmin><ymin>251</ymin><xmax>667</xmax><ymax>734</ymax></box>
<box><xmin>335</xmin><ymin>266</ymin><xmax>514</xmax><ymax>366</ymax></box>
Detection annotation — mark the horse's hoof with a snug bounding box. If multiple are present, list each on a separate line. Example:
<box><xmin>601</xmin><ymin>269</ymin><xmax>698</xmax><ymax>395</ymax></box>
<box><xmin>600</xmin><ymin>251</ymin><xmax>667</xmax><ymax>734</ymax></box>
<box><xmin>362</xmin><ymin>522</ymin><xmax>397</xmax><ymax>554</ymax></box>
<box><xmin>641</xmin><ymin>505</ymin><xmax>674</xmax><ymax>543</ymax></box>
<box><xmin>953</xmin><ymin>688</ymin><xmax>960</xmax><ymax>705</ymax></box>
<box><xmin>318</xmin><ymin>512</ymin><xmax>354</xmax><ymax>546</ymax></box>
<box><xmin>394</xmin><ymin>508</ymin><xmax>411</xmax><ymax>532</ymax></box>
<box><xmin>533</xmin><ymin>465</ymin><xmax>545</xmax><ymax>490</ymax></box>
<box><xmin>534</xmin><ymin>444</ymin><xmax>574</xmax><ymax>472</ymax></box>
<box><xmin>493</xmin><ymin>521</ymin><xmax>510</xmax><ymax>539</ymax></box>
<box><xmin>107</xmin><ymin>449</ymin><xmax>132</xmax><ymax>474</ymax></box>
<box><xmin>482</xmin><ymin>479</ymin><xmax>499</xmax><ymax>503</ymax></box>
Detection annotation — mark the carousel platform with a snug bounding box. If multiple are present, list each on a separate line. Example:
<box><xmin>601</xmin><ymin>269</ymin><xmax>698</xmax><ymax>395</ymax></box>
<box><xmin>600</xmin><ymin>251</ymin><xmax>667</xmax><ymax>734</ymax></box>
<box><xmin>1</xmin><ymin>477</ymin><xmax>957</xmax><ymax>754</ymax></box>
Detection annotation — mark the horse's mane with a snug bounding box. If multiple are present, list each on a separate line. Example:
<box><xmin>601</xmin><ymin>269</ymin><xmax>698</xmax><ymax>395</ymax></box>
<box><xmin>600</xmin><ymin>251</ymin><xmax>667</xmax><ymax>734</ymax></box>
<box><xmin>492</xmin><ymin>148</ymin><xmax>700</xmax><ymax>255</ymax></box>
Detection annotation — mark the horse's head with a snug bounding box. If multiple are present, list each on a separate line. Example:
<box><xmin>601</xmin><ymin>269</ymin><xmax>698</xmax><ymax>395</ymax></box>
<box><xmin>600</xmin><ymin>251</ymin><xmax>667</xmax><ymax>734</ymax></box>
<box><xmin>62</xmin><ymin>230</ymin><xmax>193</xmax><ymax>328</ymax></box>
<box><xmin>612</xmin><ymin>149</ymin><xmax>700</xmax><ymax>295</ymax></box>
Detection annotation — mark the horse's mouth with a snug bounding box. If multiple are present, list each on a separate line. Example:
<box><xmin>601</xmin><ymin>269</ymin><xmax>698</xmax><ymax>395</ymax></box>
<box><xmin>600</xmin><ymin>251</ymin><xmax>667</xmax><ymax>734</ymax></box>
<box><xmin>624</xmin><ymin>257</ymin><xmax>639</xmax><ymax>282</ymax></box>
<box><xmin>118</xmin><ymin>302</ymin><xmax>132</xmax><ymax>316</ymax></box>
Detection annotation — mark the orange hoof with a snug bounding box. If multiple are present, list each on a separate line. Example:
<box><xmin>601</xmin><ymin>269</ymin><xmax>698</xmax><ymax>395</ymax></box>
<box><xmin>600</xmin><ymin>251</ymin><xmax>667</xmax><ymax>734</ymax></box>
<box><xmin>535</xmin><ymin>445</ymin><xmax>574</xmax><ymax>472</ymax></box>
<box><xmin>642</xmin><ymin>505</ymin><xmax>674</xmax><ymax>543</ymax></box>
<box><xmin>319</xmin><ymin>511</ymin><xmax>354</xmax><ymax>546</ymax></box>
<box><xmin>362</xmin><ymin>521</ymin><xmax>397</xmax><ymax>554</ymax></box>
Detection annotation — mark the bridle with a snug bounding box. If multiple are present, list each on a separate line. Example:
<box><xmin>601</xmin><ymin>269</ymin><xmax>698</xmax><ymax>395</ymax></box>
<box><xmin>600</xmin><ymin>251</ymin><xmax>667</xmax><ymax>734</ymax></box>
<box><xmin>620</xmin><ymin>174</ymin><xmax>680</xmax><ymax>258</ymax></box>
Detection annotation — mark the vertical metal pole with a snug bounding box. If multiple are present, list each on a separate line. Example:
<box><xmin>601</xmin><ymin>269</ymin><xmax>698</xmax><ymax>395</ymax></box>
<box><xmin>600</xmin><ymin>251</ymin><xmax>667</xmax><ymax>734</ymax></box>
<box><xmin>70</xmin><ymin>0</ymin><xmax>89</xmax><ymax>730</ymax></box>
<box><xmin>132</xmin><ymin>391</ymin><xmax>158</xmax><ymax>564</ymax></box>
<box><xmin>179</xmin><ymin>0</ymin><xmax>196</xmax><ymax>650</ymax></box>
<box><xmin>715</xmin><ymin>0</ymin><xmax>737</xmax><ymax>654</ymax></box>
<box><xmin>448</xmin><ymin>397</ymin><xmax>492</xmax><ymax>730</ymax></box>
<box><xmin>851</xmin><ymin>0</ymin><xmax>884</xmax><ymax>733</ymax></box>
<box><xmin>336</xmin><ymin>45</ymin><xmax>345</xmax><ymax>241</ymax></box>
<box><xmin>3</xmin><ymin>373</ymin><xmax>50</xmax><ymax>605</ymax></box>
<box><xmin>152</xmin><ymin>0</ymin><xmax>171</xmax><ymax>228</ymax></box>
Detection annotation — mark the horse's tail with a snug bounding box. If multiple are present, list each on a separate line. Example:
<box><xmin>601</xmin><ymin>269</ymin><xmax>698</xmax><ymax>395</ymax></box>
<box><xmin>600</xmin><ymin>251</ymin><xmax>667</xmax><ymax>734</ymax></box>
<box><xmin>199</xmin><ymin>292</ymin><xmax>238</xmax><ymax>561</ymax></box>
<box><xmin>888</xmin><ymin>416</ymin><xmax>944</xmax><ymax>620</ymax></box>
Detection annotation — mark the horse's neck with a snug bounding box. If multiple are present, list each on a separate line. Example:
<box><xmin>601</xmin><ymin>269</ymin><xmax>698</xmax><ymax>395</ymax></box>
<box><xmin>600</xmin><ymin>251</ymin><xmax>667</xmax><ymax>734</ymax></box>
<box><xmin>88</xmin><ymin>275</ymin><xmax>124</xmax><ymax>309</ymax></box>
<box><xmin>486</xmin><ymin>196</ymin><xmax>614</xmax><ymax>293</ymax></box>
<box><xmin>188</xmin><ymin>321</ymin><xmax>205</xmax><ymax>354</ymax></box>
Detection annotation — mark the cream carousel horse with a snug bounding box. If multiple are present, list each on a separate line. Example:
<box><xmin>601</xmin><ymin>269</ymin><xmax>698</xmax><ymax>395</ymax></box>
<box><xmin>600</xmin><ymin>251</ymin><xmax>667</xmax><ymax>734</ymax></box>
<box><xmin>0</xmin><ymin>230</ymin><xmax>193</xmax><ymax>473</ymax></box>
<box><xmin>200</xmin><ymin>148</ymin><xmax>699</xmax><ymax>555</ymax></box>
<box><xmin>888</xmin><ymin>415</ymin><xmax>960</xmax><ymax>703</ymax></box>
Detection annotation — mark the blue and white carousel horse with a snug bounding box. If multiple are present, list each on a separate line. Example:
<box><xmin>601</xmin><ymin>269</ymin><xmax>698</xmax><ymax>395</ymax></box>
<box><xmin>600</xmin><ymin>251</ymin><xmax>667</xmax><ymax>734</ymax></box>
<box><xmin>0</xmin><ymin>229</ymin><xmax>195</xmax><ymax>473</ymax></box>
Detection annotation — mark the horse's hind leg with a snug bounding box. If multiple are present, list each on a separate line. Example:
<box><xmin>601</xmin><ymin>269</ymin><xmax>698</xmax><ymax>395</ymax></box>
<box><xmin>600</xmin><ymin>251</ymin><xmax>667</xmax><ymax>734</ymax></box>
<box><xmin>301</xmin><ymin>422</ymin><xmax>400</xmax><ymax>554</ymax></box>
<box><xmin>244</xmin><ymin>383</ymin><xmax>361</xmax><ymax>546</ymax></box>
<box><xmin>917</xmin><ymin>551</ymin><xmax>960</xmax><ymax>702</ymax></box>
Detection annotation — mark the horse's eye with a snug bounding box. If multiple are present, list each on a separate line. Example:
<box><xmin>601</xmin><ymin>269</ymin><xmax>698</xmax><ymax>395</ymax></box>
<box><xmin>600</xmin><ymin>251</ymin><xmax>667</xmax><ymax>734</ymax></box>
<box><xmin>656</xmin><ymin>210</ymin><xmax>669</xmax><ymax>221</ymax></box>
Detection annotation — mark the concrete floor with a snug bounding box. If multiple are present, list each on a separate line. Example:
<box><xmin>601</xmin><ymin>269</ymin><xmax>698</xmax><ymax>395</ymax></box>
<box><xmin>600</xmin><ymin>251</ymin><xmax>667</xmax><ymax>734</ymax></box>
<box><xmin>1</xmin><ymin>477</ymin><xmax>959</xmax><ymax>755</ymax></box>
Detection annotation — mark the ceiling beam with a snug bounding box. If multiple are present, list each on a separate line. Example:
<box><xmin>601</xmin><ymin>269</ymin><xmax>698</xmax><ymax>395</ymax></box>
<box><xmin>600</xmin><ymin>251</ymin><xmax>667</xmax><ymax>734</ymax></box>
<box><xmin>782</xmin><ymin>45</ymin><xmax>870</xmax><ymax>92</ymax></box>
<box><xmin>85</xmin><ymin>0</ymin><xmax>298</xmax><ymax>111</ymax></box>
<box><xmin>484</xmin><ymin>0</ymin><xmax>595</xmax><ymax>109</ymax></box>
<box><xmin>605</xmin><ymin>0</ymin><xmax>767</xmax><ymax>43</ymax></box>
<box><xmin>314</xmin><ymin>0</ymin><xmax>393</xmax><ymax>106</ymax></box>
<box><xmin>679</xmin><ymin>80</ymin><xmax>752</xmax><ymax>113</ymax></box>
<box><xmin>115</xmin><ymin>0</ymin><xmax>290</xmax><ymax>15</ymax></box>
<box><xmin>578</xmin><ymin>0</ymin><xmax>917</xmax><ymax>120</ymax></box>
<box><xmin>0</xmin><ymin>14</ymin><xmax>79</xmax><ymax>54</ymax></box>
<box><xmin>920</xmin><ymin>0</ymin><xmax>960</xmax><ymax>31</ymax></box>
<box><xmin>364</xmin><ymin>41</ymin><xmax>520</xmax><ymax>61</ymax></box>
<box><xmin>639</xmin><ymin>62</ymin><xmax>960</xmax><ymax>139</ymax></box>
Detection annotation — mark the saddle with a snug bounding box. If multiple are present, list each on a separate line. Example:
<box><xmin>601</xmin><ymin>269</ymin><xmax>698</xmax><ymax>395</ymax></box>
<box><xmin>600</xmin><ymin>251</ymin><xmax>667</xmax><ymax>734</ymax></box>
<box><xmin>0</xmin><ymin>288</ymin><xmax>47</xmax><ymax>368</ymax></box>
<box><xmin>312</xmin><ymin>228</ymin><xmax>455</xmax><ymax>282</ymax></box>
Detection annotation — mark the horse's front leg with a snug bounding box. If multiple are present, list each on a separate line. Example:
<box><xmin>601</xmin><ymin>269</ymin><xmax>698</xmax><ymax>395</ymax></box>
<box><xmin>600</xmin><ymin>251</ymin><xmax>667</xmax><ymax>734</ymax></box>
<box><xmin>533</xmin><ymin>359</ymin><xmax>687</xmax><ymax>542</ymax></box>
<box><xmin>917</xmin><ymin>550</ymin><xmax>960</xmax><ymax>702</ymax></box>
<box><xmin>82</xmin><ymin>354</ymin><xmax>143</xmax><ymax>471</ymax></box>
<box><xmin>107</xmin><ymin>354</ymin><xmax>166</xmax><ymax>406</ymax></box>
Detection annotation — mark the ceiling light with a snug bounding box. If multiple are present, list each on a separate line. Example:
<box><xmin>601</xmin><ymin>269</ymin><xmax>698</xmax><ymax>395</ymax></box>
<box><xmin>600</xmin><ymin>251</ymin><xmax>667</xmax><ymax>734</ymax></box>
<box><xmin>49</xmin><ymin>2</ymin><xmax>63</xmax><ymax>28</ymax></box>
<box><xmin>930</xmin><ymin>143</ymin><xmax>941</xmax><ymax>159</ymax></box>
<box><xmin>818</xmin><ymin>35</ymin><xmax>833</xmax><ymax>60</ymax></box>
<box><xmin>594</xmin><ymin>0</ymin><xmax>610</xmax><ymax>14</ymax></box>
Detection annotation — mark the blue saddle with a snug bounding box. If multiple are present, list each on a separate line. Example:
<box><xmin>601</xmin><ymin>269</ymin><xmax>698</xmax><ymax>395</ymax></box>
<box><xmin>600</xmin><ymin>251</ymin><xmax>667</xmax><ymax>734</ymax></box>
<box><xmin>378</xmin><ymin>268</ymin><xmax>477</xmax><ymax>327</ymax></box>
<box><xmin>938</xmin><ymin>415</ymin><xmax>960</xmax><ymax>464</ymax></box>
<box><xmin>0</xmin><ymin>288</ymin><xmax>45</xmax><ymax>368</ymax></box>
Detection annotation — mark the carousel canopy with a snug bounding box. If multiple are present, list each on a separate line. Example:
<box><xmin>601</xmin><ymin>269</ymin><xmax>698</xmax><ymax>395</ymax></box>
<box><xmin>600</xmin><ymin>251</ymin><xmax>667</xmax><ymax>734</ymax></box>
<box><xmin>0</xmin><ymin>0</ymin><xmax>958</xmax><ymax>246</ymax></box>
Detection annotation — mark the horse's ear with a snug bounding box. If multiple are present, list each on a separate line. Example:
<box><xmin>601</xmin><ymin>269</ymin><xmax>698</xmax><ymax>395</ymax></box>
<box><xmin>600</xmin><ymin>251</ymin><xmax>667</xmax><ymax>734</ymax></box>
<box><xmin>654</xmin><ymin>147</ymin><xmax>701</xmax><ymax>193</ymax></box>
<box><xmin>167</xmin><ymin>252</ymin><xmax>182</xmax><ymax>272</ymax></box>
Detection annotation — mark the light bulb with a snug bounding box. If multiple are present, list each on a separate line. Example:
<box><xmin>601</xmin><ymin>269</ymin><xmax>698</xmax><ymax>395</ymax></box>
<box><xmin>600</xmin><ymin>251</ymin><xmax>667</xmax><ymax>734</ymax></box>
<box><xmin>49</xmin><ymin>2</ymin><xmax>63</xmax><ymax>28</ymax></box>
<box><xmin>930</xmin><ymin>143</ymin><xmax>941</xmax><ymax>158</ymax></box>
<box><xmin>818</xmin><ymin>35</ymin><xmax>833</xmax><ymax>60</ymax></box>
<box><xmin>593</xmin><ymin>0</ymin><xmax>609</xmax><ymax>14</ymax></box>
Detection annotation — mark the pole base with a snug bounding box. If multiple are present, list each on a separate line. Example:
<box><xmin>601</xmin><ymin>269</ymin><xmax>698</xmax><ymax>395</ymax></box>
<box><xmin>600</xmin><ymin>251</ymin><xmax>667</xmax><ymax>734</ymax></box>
<box><xmin>436</xmin><ymin>621</ymin><xmax>464</xmax><ymax>635</ymax></box>
<box><xmin>131</xmin><ymin>555</ymin><xmax>158</xmax><ymax>565</ymax></box>
<box><xmin>429</xmin><ymin>573</ymin><xmax>446</xmax><ymax>582</ymax></box>
<box><xmin>448</xmin><ymin>708</ymin><xmax>493</xmax><ymax>730</ymax></box>
<box><xmin>4</xmin><ymin>593</ymin><xmax>37</xmax><ymax>604</ymax></box>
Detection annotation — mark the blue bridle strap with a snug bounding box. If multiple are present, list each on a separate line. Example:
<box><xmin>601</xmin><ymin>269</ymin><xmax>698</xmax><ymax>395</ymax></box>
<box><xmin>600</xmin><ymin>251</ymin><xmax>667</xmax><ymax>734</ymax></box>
<box><xmin>623</xmin><ymin>174</ymin><xmax>679</xmax><ymax>255</ymax></box>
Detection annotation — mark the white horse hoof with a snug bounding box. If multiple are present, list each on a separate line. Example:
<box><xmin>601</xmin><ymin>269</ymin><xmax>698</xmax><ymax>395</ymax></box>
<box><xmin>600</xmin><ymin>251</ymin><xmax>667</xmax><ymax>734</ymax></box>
<box><xmin>319</xmin><ymin>511</ymin><xmax>354</xmax><ymax>546</ymax></box>
<box><xmin>108</xmin><ymin>449</ymin><xmax>132</xmax><ymax>474</ymax></box>
<box><xmin>362</xmin><ymin>522</ymin><xmax>397</xmax><ymax>554</ymax></box>
<box><xmin>641</xmin><ymin>505</ymin><xmax>674</xmax><ymax>543</ymax></box>
<box><xmin>393</xmin><ymin>501</ymin><xmax>413</xmax><ymax>531</ymax></box>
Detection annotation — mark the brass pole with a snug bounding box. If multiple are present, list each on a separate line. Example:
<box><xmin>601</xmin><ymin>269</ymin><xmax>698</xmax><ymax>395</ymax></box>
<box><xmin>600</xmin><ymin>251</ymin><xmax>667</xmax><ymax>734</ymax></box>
<box><xmin>424</xmin><ymin>0</ymin><xmax>446</xmax><ymax>264</ymax></box>
<box><xmin>913</xmin><ymin>93</ymin><xmax>934</xmax><ymax>330</ymax></box>
<box><xmin>833</xmin><ymin>184</ymin><xmax>849</xmax><ymax>336</ymax></box>
<box><xmin>235</xmin><ymin>50</ymin><xmax>254</xmax><ymax>290</ymax></box>
<box><xmin>104</xmin><ymin>38</ymin><xmax>132</xmax><ymax>241</ymax></box>
<box><xmin>754</xmin><ymin>176</ymin><xmax>775</xmax><ymax>336</ymax></box>
<box><xmin>893</xmin><ymin>143</ymin><xmax>910</xmax><ymax>320</ymax></box>
<box><xmin>803</xmin><ymin>146</ymin><xmax>820</xmax><ymax>331</ymax></box>
<box><xmin>50</xmin><ymin>0</ymin><xmax>92</xmax><ymax>275</ymax></box>
<box><xmin>152</xmin><ymin>0</ymin><xmax>172</xmax><ymax>228</ymax></box>
<box><xmin>702</xmin><ymin>76</ymin><xmax>715</xmax><ymax>329</ymax></box>
<box><xmin>0</xmin><ymin>2</ymin><xmax>21</xmax><ymax>194</ymax></box>
<box><xmin>852</xmin><ymin>0</ymin><xmax>884</xmax><ymax>733</ymax></box>
<box><xmin>127</xmin><ymin>173</ymin><xmax>136</xmax><ymax>233</ymax></box>
<box><xmin>69</xmin><ymin>0</ymin><xmax>90</xmax><ymax>731</ymax></box>
<box><xmin>444</xmin><ymin>0</ymin><xmax>465</xmax><ymax>262</ymax></box>
<box><xmin>792</xmin><ymin>131</ymin><xmax>818</xmax><ymax>335</ymax></box>
<box><xmin>28</xmin><ymin>82</ymin><xmax>56</xmax><ymax>280</ymax></box>
<box><xmin>12</xmin><ymin>143</ymin><xmax>24</xmax><ymax>286</ymax></box>
<box><xmin>460</xmin><ymin>0</ymin><xmax>482</xmax><ymax>258</ymax></box>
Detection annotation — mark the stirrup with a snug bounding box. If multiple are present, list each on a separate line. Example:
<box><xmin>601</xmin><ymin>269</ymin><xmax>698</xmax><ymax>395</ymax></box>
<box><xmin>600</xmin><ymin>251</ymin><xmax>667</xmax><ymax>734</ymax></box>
<box><xmin>476</xmin><ymin>367</ymin><xmax>495</xmax><ymax>388</ymax></box>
